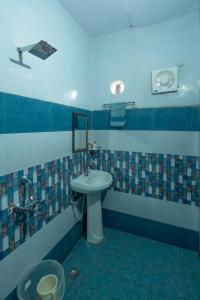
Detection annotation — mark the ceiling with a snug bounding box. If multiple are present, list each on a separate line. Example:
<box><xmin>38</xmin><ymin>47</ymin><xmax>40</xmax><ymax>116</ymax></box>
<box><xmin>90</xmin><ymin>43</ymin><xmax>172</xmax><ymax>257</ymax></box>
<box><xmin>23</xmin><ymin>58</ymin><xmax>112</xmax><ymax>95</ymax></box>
<box><xmin>58</xmin><ymin>0</ymin><xmax>200</xmax><ymax>37</ymax></box>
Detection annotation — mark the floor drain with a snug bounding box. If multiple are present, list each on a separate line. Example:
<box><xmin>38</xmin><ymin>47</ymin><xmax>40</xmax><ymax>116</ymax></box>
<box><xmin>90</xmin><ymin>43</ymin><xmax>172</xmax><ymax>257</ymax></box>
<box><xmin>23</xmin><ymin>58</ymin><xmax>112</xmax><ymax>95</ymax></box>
<box><xmin>68</xmin><ymin>268</ymin><xmax>80</xmax><ymax>278</ymax></box>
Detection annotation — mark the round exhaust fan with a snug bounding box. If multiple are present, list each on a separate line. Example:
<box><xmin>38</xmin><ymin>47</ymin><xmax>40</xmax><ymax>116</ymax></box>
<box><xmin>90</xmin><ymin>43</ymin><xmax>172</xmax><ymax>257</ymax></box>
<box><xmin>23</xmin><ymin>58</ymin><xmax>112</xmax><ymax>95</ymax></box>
<box><xmin>152</xmin><ymin>67</ymin><xmax>178</xmax><ymax>94</ymax></box>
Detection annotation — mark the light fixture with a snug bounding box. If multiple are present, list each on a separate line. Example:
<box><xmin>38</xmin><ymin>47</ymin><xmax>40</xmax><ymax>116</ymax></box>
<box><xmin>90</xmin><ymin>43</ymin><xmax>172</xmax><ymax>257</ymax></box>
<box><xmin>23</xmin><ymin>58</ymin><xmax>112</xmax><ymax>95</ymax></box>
<box><xmin>110</xmin><ymin>80</ymin><xmax>125</xmax><ymax>95</ymax></box>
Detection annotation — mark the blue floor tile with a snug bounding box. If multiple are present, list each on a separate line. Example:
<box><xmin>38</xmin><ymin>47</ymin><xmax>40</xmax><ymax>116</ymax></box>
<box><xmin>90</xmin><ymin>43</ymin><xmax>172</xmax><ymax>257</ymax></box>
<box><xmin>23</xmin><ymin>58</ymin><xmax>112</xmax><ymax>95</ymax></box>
<box><xmin>62</xmin><ymin>227</ymin><xmax>200</xmax><ymax>300</ymax></box>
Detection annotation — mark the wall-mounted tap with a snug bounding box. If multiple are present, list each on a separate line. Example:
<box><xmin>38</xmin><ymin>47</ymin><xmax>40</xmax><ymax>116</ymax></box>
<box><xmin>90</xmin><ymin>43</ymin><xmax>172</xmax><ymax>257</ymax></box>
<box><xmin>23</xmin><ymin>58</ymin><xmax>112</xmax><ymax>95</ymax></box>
<box><xmin>8</xmin><ymin>176</ymin><xmax>40</xmax><ymax>225</ymax></box>
<box><xmin>84</xmin><ymin>159</ymin><xmax>96</xmax><ymax>176</ymax></box>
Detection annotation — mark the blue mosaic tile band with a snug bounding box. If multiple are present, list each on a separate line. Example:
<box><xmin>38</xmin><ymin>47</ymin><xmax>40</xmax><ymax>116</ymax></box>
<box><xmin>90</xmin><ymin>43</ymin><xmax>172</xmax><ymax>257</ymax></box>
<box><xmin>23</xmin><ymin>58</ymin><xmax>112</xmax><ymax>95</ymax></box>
<box><xmin>93</xmin><ymin>150</ymin><xmax>200</xmax><ymax>205</ymax></box>
<box><xmin>0</xmin><ymin>152</ymin><xmax>87</xmax><ymax>261</ymax></box>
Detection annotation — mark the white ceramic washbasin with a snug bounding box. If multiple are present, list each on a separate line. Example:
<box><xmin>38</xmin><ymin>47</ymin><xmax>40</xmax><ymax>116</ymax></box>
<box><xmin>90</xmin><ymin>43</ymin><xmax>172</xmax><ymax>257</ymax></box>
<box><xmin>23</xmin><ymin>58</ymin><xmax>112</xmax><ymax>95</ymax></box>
<box><xmin>71</xmin><ymin>170</ymin><xmax>113</xmax><ymax>244</ymax></box>
<box><xmin>71</xmin><ymin>170</ymin><xmax>113</xmax><ymax>194</ymax></box>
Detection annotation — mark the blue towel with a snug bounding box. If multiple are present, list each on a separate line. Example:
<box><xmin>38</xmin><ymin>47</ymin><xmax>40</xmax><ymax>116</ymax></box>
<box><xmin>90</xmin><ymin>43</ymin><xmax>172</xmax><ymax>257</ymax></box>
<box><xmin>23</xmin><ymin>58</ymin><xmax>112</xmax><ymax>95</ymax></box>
<box><xmin>110</xmin><ymin>103</ymin><xmax>126</xmax><ymax>127</ymax></box>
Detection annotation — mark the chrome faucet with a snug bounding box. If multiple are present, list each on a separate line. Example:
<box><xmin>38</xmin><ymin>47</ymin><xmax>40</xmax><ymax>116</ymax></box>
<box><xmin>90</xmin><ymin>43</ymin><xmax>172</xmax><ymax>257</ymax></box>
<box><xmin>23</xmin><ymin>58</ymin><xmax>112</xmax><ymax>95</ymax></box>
<box><xmin>9</xmin><ymin>176</ymin><xmax>39</xmax><ymax>221</ymax></box>
<box><xmin>84</xmin><ymin>159</ymin><xmax>96</xmax><ymax>176</ymax></box>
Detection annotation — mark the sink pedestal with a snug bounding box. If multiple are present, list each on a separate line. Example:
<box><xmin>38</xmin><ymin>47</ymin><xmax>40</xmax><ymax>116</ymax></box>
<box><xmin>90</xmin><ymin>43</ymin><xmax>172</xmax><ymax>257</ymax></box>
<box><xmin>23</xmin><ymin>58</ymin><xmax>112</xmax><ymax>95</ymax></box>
<box><xmin>87</xmin><ymin>192</ymin><xmax>103</xmax><ymax>244</ymax></box>
<box><xmin>71</xmin><ymin>170</ymin><xmax>113</xmax><ymax>245</ymax></box>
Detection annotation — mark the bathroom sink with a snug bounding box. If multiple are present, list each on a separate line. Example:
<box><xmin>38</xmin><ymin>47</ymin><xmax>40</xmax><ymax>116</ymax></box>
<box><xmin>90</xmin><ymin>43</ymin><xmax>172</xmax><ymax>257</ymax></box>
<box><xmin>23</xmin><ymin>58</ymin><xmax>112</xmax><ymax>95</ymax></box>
<box><xmin>71</xmin><ymin>170</ymin><xmax>113</xmax><ymax>194</ymax></box>
<box><xmin>71</xmin><ymin>170</ymin><xmax>113</xmax><ymax>244</ymax></box>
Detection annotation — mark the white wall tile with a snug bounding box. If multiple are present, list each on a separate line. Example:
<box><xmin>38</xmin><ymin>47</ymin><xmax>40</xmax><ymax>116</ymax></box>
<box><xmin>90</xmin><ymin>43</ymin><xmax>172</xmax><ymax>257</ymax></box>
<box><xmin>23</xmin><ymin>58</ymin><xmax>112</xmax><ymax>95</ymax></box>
<box><xmin>103</xmin><ymin>191</ymin><xmax>153</xmax><ymax>220</ymax></box>
<box><xmin>49</xmin><ymin>131</ymin><xmax>72</xmax><ymax>161</ymax></box>
<box><xmin>151</xmin><ymin>131</ymin><xmax>200</xmax><ymax>156</ymax></box>
<box><xmin>103</xmin><ymin>190</ymin><xmax>199</xmax><ymax>231</ymax></box>
<box><xmin>91</xmin><ymin>130</ymin><xmax>200</xmax><ymax>156</ymax></box>
<box><xmin>1</xmin><ymin>131</ymin><xmax>72</xmax><ymax>176</ymax></box>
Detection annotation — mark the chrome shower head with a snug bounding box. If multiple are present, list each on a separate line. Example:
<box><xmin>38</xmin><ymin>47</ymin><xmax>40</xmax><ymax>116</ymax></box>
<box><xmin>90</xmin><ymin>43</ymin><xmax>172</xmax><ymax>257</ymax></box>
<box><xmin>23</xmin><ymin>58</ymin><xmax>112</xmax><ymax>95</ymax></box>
<box><xmin>28</xmin><ymin>40</ymin><xmax>57</xmax><ymax>60</ymax></box>
<box><xmin>9</xmin><ymin>40</ymin><xmax>57</xmax><ymax>68</ymax></box>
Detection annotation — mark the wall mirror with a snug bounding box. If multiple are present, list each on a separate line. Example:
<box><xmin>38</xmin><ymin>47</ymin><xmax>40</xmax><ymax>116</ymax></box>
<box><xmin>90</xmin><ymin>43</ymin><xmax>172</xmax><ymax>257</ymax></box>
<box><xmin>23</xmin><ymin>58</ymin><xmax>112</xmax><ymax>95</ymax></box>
<box><xmin>72</xmin><ymin>112</ymin><xmax>88</xmax><ymax>153</ymax></box>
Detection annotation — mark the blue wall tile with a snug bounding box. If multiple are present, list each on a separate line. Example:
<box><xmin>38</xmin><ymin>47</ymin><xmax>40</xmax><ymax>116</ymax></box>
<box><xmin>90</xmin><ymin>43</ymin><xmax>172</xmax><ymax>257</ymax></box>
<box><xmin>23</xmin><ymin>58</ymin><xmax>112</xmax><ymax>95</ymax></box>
<box><xmin>0</xmin><ymin>92</ymin><xmax>91</xmax><ymax>133</ymax></box>
<box><xmin>1</xmin><ymin>92</ymin><xmax>199</xmax><ymax>133</ymax></box>
<box><xmin>92</xmin><ymin>106</ymin><xmax>200</xmax><ymax>131</ymax></box>
<box><xmin>103</xmin><ymin>209</ymin><xmax>199</xmax><ymax>251</ymax></box>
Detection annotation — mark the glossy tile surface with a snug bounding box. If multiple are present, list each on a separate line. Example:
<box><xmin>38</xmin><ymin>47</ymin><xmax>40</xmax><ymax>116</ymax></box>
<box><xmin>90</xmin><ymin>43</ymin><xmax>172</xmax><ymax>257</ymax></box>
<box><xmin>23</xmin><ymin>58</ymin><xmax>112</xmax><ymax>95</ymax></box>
<box><xmin>92</xmin><ymin>106</ymin><xmax>200</xmax><ymax>131</ymax></box>
<box><xmin>0</xmin><ymin>92</ymin><xmax>91</xmax><ymax>134</ymax></box>
<box><xmin>63</xmin><ymin>227</ymin><xmax>200</xmax><ymax>300</ymax></box>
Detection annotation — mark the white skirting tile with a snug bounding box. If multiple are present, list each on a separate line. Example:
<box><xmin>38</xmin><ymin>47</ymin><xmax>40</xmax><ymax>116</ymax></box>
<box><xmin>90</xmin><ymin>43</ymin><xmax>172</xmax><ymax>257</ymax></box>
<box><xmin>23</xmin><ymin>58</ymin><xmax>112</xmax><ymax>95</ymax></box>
<box><xmin>103</xmin><ymin>190</ymin><xmax>199</xmax><ymax>231</ymax></box>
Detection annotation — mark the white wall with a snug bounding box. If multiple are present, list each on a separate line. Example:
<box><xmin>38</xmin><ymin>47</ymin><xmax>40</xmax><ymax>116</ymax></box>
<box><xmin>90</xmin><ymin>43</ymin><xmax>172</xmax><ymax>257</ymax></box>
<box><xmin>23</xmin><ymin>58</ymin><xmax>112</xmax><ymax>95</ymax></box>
<box><xmin>90</xmin><ymin>130</ymin><xmax>200</xmax><ymax>156</ymax></box>
<box><xmin>0</xmin><ymin>0</ymin><xmax>91</xmax><ymax>110</ymax></box>
<box><xmin>91</xmin><ymin>10</ymin><xmax>200</xmax><ymax>110</ymax></box>
<box><xmin>0</xmin><ymin>132</ymin><xmax>72</xmax><ymax>176</ymax></box>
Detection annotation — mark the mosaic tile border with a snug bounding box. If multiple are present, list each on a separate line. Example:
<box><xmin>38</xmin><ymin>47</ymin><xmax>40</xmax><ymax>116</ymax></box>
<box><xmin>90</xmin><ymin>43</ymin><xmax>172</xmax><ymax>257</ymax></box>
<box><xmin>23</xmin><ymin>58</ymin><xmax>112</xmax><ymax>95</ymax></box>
<box><xmin>0</xmin><ymin>152</ymin><xmax>87</xmax><ymax>261</ymax></box>
<box><xmin>92</xmin><ymin>150</ymin><xmax>200</xmax><ymax>205</ymax></box>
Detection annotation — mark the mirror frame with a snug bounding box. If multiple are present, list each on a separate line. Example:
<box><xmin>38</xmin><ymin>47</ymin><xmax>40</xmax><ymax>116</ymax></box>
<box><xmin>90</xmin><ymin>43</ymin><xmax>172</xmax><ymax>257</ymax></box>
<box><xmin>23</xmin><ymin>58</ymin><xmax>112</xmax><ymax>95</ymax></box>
<box><xmin>72</xmin><ymin>112</ymin><xmax>88</xmax><ymax>153</ymax></box>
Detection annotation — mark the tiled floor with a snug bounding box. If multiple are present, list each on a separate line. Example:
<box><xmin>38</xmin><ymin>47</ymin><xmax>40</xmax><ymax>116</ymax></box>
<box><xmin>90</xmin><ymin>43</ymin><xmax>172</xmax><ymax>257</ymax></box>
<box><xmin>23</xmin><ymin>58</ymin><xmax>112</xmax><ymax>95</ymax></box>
<box><xmin>63</xmin><ymin>227</ymin><xmax>200</xmax><ymax>300</ymax></box>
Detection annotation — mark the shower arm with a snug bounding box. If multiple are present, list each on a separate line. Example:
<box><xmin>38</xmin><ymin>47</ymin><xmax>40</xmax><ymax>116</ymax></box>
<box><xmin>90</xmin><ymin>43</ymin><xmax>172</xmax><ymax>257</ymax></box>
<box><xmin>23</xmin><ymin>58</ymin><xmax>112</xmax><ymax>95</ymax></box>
<box><xmin>13</xmin><ymin>44</ymin><xmax>37</xmax><ymax>69</ymax></box>
<box><xmin>9</xmin><ymin>47</ymin><xmax>32</xmax><ymax>69</ymax></box>
<box><xmin>17</xmin><ymin>43</ymin><xmax>37</xmax><ymax>53</ymax></box>
<box><xmin>9</xmin><ymin>40</ymin><xmax>57</xmax><ymax>69</ymax></box>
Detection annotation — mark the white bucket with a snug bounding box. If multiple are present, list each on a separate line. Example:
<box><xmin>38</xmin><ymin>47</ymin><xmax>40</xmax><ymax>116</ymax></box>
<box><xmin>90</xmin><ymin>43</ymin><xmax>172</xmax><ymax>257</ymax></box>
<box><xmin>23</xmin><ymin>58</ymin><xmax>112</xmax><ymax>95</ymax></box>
<box><xmin>37</xmin><ymin>274</ymin><xmax>58</xmax><ymax>300</ymax></box>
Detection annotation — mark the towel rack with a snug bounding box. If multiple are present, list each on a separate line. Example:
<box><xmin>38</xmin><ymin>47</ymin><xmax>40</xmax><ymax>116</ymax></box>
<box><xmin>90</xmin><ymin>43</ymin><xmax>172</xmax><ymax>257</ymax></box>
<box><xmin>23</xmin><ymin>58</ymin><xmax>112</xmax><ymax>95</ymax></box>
<box><xmin>102</xmin><ymin>101</ymin><xmax>136</xmax><ymax>110</ymax></box>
